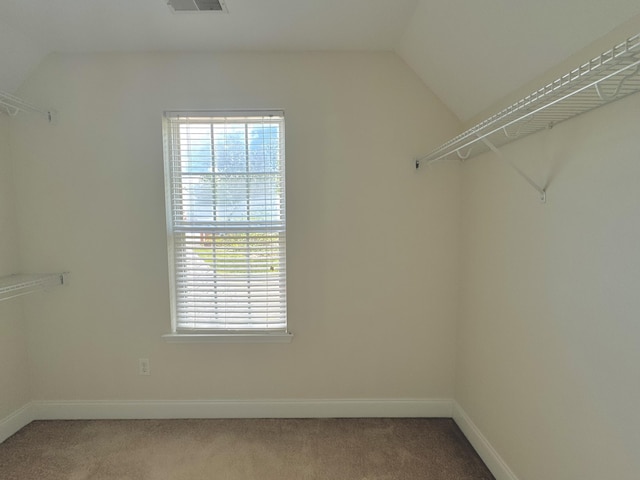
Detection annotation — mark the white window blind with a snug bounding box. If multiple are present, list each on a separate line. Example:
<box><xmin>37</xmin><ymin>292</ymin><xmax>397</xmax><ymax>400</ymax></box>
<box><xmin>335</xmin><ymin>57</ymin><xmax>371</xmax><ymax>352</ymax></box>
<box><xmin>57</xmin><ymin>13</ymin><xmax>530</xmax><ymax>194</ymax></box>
<box><xmin>163</xmin><ymin>111</ymin><xmax>287</xmax><ymax>334</ymax></box>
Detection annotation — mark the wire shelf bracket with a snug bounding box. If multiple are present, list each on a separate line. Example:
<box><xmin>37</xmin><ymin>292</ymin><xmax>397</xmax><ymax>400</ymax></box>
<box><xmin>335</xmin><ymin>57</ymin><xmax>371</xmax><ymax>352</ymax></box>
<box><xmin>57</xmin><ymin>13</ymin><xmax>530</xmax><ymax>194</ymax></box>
<box><xmin>480</xmin><ymin>137</ymin><xmax>547</xmax><ymax>203</ymax></box>
<box><xmin>0</xmin><ymin>90</ymin><xmax>53</xmax><ymax>122</ymax></box>
<box><xmin>415</xmin><ymin>31</ymin><xmax>640</xmax><ymax>202</ymax></box>
<box><xmin>0</xmin><ymin>273</ymin><xmax>68</xmax><ymax>302</ymax></box>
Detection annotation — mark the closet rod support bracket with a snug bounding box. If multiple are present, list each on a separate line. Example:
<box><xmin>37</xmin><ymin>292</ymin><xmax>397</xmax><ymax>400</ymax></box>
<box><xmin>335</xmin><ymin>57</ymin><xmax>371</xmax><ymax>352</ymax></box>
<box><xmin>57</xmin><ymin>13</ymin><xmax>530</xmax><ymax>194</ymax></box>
<box><xmin>480</xmin><ymin>137</ymin><xmax>547</xmax><ymax>203</ymax></box>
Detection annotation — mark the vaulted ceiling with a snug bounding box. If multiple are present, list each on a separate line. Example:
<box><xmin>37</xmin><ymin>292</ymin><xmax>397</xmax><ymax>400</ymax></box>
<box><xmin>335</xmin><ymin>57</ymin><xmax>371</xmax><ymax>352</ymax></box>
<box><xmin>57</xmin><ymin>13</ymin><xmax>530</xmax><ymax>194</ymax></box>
<box><xmin>1</xmin><ymin>0</ymin><xmax>640</xmax><ymax>121</ymax></box>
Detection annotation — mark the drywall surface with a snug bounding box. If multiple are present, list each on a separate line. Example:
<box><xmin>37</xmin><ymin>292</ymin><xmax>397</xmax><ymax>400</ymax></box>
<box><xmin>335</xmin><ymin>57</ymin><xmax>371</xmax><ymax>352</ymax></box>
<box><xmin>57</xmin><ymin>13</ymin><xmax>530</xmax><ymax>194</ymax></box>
<box><xmin>398</xmin><ymin>2</ymin><xmax>640</xmax><ymax>122</ymax></box>
<box><xmin>464</xmin><ymin>13</ymin><xmax>640</xmax><ymax>128</ymax></box>
<box><xmin>0</xmin><ymin>115</ymin><xmax>30</xmax><ymax>420</ymax></box>
<box><xmin>12</xmin><ymin>52</ymin><xmax>461</xmax><ymax>403</ymax></box>
<box><xmin>457</xmin><ymin>87</ymin><xmax>640</xmax><ymax>478</ymax></box>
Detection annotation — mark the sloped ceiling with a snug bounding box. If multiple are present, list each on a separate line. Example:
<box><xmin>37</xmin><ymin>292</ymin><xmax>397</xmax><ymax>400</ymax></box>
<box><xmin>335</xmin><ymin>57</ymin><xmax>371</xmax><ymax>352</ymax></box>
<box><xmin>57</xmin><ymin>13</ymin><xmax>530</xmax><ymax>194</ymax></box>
<box><xmin>398</xmin><ymin>0</ymin><xmax>640</xmax><ymax>121</ymax></box>
<box><xmin>0</xmin><ymin>18</ymin><xmax>47</xmax><ymax>93</ymax></box>
<box><xmin>0</xmin><ymin>0</ymin><xmax>419</xmax><ymax>92</ymax></box>
<box><xmin>1</xmin><ymin>0</ymin><xmax>640</xmax><ymax>121</ymax></box>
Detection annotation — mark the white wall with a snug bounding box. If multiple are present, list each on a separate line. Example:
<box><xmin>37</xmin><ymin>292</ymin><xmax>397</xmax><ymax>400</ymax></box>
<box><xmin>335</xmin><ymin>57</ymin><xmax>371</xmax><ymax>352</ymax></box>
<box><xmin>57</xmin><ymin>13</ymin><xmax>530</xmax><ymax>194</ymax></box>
<box><xmin>11</xmin><ymin>52</ymin><xmax>461</xmax><ymax>404</ymax></box>
<box><xmin>4</xmin><ymin>29</ymin><xmax>639</xmax><ymax>480</ymax></box>
<box><xmin>457</xmin><ymin>73</ymin><xmax>640</xmax><ymax>479</ymax></box>
<box><xmin>0</xmin><ymin>115</ymin><xmax>31</xmax><ymax>421</ymax></box>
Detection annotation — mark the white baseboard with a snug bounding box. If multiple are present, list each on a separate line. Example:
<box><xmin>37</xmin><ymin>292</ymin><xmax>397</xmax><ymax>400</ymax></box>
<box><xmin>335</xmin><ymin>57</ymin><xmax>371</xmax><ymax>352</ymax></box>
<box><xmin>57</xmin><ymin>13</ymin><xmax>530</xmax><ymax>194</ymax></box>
<box><xmin>0</xmin><ymin>403</ymin><xmax>34</xmax><ymax>444</ymax></box>
<box><xmin>452</xmin><ymin>401</ymin><xmax>520</xmax><ymax>480</ymax></box>
<box><xmin>31</xmin><ymin>398</ymin><xmax>453</xmax><ymax>420</ymax></box>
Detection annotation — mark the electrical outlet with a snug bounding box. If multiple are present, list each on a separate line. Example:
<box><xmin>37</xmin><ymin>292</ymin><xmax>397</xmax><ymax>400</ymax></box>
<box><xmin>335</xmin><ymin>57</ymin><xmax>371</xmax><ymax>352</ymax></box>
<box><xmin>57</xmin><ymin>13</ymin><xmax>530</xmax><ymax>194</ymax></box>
<box><xmin>139</xmin><ymin>358</ymin><xmax>150</xmax><ymax>376</ymax></box>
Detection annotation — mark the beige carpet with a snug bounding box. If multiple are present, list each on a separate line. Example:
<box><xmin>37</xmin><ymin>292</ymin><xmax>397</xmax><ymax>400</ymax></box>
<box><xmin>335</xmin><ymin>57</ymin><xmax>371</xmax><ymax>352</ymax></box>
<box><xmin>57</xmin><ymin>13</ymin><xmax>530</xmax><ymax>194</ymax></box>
<box><xmin>0</xmin><ymin>418</ymin><xmax>495</xmax><ymax>480</ymax></box>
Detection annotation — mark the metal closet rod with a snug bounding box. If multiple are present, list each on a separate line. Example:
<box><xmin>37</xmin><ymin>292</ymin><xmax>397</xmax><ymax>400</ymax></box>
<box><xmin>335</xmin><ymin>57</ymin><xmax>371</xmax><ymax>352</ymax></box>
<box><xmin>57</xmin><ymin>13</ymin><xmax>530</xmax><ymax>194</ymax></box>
<box><xmin>0</xmin><ymin>273</ymin><xmax>68</xmax><ymax>302</ymax></box>
<box><xmin>0</xmin><ymin>90</ymin><xmax>52</xmax><ymax>122</ymax></box>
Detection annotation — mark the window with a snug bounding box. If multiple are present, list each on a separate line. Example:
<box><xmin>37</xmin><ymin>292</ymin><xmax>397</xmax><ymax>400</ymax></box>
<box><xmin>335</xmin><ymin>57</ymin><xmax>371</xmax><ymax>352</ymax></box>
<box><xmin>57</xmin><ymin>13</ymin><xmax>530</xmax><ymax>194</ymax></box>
<box><xmin>162</xmin><ymin>111</ymin><xmax>288</xmax><ymax>340</ymax></box>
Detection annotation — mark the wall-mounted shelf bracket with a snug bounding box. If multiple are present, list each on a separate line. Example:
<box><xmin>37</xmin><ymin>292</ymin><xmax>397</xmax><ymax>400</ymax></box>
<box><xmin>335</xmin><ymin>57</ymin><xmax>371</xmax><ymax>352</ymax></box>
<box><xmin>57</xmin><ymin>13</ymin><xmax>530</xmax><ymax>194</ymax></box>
<box><xmin>480</xmin><ymin>137</ymin><xmax>547</xmax><ymax>203</ymax></box>
<box><xmin>0</xmin><ymin>90</ymin><xmax>53</xmax><ymax>122</ymax></box>
<box><xmin>0</xmin><ymin>273</ymin><xmax>68</xmax><ymax>302</ymax></box>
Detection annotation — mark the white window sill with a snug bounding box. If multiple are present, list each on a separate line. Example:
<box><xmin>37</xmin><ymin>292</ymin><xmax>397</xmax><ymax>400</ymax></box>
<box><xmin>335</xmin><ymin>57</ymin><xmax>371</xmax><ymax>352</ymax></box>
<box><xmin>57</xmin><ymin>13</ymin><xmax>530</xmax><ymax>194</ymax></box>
<box><xmin>162</xmin><ymin>332</ymin><xmax>294</xmax><ymax>344</ymax></box>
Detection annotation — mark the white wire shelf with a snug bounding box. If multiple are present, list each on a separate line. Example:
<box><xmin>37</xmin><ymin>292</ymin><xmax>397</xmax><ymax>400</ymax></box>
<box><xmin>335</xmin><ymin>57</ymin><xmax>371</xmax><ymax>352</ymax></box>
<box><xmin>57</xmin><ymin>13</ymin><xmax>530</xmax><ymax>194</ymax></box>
<box><xmin>0</xmin><ymin>273</ymin><xmax>67</xmax><ymax>302</ymax></box>
<box><xmin>0</xmin><ymin>90</ymin><xmax>52</xmax><ymax>122</ymax></box>
<box><xmin>416</xmin><ymin>32</ymin><xmax>640</xmax><ymax>168</ymax></box>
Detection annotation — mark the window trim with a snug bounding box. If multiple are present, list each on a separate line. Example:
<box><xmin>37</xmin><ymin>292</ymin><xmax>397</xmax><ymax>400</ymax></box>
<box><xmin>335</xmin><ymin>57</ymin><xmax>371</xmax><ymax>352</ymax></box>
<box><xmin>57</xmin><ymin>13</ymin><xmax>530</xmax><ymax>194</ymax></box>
<box><xmin>162</xmin><ymin>110</ymin><xmax>290</xmax><ymax>340</ymax></box>
<box><xmin>162</xmin><ymin>332</ymin><xmax>293</xmax><ymax>343</ymax></box>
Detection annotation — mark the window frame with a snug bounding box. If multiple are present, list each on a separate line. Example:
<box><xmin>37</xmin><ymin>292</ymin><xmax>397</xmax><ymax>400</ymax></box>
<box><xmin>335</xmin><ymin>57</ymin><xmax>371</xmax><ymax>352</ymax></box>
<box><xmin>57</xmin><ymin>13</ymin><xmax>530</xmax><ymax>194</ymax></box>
<box><xmin>161</xmin><ymin>110</ymin><xmax>291</xmax><ymax>343</ymax></box>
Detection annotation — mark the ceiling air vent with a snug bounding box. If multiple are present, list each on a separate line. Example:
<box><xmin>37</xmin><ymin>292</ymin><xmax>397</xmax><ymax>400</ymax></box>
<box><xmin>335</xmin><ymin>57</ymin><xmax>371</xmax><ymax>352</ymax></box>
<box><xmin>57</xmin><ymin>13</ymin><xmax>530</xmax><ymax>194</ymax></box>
<box><xmin>167</xmin><ymin>0</ymin><xmax>228</xmax><ymax>13</ymax></box>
